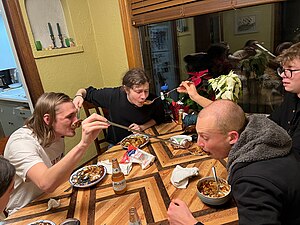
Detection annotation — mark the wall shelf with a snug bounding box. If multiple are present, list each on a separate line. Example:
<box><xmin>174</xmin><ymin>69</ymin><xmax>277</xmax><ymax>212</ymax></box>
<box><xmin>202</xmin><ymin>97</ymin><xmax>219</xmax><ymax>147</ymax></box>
<box><xmin>33</xmin><ymin>45</ymin><xmax>84</xmax><ymax>59</ymax></box>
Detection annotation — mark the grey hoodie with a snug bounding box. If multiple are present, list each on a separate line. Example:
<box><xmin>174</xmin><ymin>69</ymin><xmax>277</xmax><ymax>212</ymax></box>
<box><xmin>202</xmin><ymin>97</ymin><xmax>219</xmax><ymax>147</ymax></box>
<box><xmin>227</xmin><ymin>114</ymin><xmax>292</xmax><ymax>177</ymax></box>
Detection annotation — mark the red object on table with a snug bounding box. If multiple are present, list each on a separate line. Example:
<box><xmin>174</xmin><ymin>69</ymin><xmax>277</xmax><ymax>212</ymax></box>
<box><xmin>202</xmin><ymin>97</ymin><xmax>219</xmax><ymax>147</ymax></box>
<box><xmin>171</xmin><ymin>101</ymin><xmax>189</xmax><ymax>121</ymax></box>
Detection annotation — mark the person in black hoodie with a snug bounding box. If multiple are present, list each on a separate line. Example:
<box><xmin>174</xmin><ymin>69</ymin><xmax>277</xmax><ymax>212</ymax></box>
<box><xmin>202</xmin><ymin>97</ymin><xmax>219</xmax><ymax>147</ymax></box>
<box><xmin>168</xmin><ymin>100</ymin><xmax>300</xmax><ymax>225</ymax></box>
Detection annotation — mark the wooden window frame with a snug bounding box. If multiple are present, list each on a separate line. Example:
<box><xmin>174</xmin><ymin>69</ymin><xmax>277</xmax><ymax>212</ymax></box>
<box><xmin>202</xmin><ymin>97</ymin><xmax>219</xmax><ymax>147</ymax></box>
<box><xmin>2</xmin><ymin>0</ymin><xmax>44</xmax><ymax>106</ymax></box>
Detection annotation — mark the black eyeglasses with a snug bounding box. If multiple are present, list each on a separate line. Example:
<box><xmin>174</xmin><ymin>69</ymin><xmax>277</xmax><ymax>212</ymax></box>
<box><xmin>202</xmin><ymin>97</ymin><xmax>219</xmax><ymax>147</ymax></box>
<box><xmin>277</xmin><ymin>67</ymin><xmax>300</xmax><ymax>78</ymax></box>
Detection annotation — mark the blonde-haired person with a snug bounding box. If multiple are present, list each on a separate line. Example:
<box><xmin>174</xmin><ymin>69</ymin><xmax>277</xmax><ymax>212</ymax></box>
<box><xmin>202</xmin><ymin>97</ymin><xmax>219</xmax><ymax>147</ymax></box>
<box><xmin>4</xmin><ymin>92</ymin><xmax>109</xmax><ymax>215</ymax></box>
<box><xmin>0</xmin><ymin>157</ymin><xmax>15</xmax><ymax>220</ymax></box>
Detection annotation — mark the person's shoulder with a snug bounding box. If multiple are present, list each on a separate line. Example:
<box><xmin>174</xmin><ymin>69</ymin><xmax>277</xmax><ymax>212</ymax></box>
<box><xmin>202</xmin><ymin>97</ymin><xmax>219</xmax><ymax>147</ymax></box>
<box><xmin>6</xmin><ymin>127</ymin><xmax>38</xmax><ymax>151</ymax></box>
<box><xmin>9</xmin><ymin>127</ymin><xmax>33</xmax><ymax>140</ymax></box>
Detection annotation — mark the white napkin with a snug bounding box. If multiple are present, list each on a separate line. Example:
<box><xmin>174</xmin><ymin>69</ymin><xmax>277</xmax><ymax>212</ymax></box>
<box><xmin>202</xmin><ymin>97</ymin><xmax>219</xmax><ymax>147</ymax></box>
<box><xmin>171</xmin><ymin>165</ymin><xmax>199</xmax><ymax>188</ymax></box>
<box><xmin>46</xmin><ymin>198</ymin><xmax>61</xmax><ymax>211</ymax></box>
<box><xmin>97</xmin><ymin>160</ymin><xmax>132</xmax><ymax>175</ymax></box>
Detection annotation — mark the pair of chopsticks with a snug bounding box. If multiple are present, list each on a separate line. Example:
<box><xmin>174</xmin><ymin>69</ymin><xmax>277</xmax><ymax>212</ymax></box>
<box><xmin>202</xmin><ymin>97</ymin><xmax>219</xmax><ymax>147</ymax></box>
<box><xmin>106</xmin><ymin>120</ymin><xmax>183</xmax><ymax>147</ymax></box>
<box><xmin>107</xmin><ymin>120</ymin><xmax>228</xmax><ymax>168</ymax></box>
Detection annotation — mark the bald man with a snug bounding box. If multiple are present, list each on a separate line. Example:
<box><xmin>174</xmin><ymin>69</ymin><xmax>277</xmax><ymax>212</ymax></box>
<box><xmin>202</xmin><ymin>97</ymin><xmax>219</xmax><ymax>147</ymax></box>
<box><xmin>168</xmin><ymin>100</ymin><xmax>300</xmax><ymax>225</ymax></box>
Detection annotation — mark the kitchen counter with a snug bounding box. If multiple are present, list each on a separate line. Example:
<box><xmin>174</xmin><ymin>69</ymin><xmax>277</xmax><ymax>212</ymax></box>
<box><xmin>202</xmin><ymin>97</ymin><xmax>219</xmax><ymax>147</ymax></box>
<box><xmin>0</xmin><ymin>86</ymin><xmax>28</xmax><ymax>103</ymax></box>
<box><xmin>0</xmin><ymin>86</ymin><xmax>30</xmax><ymax>136</ymax></box>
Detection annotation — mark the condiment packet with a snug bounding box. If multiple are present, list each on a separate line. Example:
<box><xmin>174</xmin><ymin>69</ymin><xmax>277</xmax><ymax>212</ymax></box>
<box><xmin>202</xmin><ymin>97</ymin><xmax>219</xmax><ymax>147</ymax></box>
<box><xmin>120</xmin><ymin>145</ymin><xmax>155</xmax><ymax>169</ymax></box>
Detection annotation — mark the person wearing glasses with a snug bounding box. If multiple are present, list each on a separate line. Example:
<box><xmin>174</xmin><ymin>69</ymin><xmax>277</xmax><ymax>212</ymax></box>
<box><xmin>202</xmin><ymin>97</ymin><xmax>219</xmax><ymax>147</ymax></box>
<box><xmin>177</xmin><ymin>42</ymin><xmax>300</xmax><ymax>156</ymax></box>
<box><xmin>269</xmin><ymin>42</ymin><xmax>300</xmax><ymax>156</ymax></box>
<box><xmin>73</xmin><ymin>68</ymin><xmax>165</xmax><ymax>145</ymax></box>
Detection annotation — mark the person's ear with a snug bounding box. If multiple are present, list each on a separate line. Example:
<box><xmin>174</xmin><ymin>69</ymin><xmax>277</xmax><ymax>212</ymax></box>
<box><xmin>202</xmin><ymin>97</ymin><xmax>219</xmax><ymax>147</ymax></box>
<box><xmin>228</xmin><ymin>131</ymin><xmax>239</xmax><ymax>145</ymax></box>
<box><xmin>124</xmin><ymin>85</ymin><xmax>130</xmax><ymax>94</ymax></box>
<box><xmin>43</xmin><ymin>114</ymin><xmax>51</xmax><ymax>125</ymax></box>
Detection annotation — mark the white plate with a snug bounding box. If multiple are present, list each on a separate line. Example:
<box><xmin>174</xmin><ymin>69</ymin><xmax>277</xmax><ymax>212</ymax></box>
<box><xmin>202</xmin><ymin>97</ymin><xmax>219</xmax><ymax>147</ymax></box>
<box><xmin>69</xmin><ymin>164</ymin><xmax>106</xmax><ymax>188</ymax></box>
<box><xmin>120</xmin><ymin>134</ymin><xmax>149</xmax><ymax>149</ymax></box>
<box><xmin>8</xmin><ymin>83</ymin><xmax>22</xmax><ymax>88</ymax></box>
<box><xmin>169</xmin><ymin>135</ymin><xmax>192</xmax><ymax>145</ymax></box>
<box><xmin>27</xmin><ymin>220</ymin><xmax>56</xmax><ymax>225</ymax></box>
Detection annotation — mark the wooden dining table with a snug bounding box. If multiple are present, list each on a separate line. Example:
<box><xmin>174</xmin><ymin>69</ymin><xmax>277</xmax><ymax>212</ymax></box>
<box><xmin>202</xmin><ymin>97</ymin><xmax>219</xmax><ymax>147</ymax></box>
<box><xmin>4</xmin><ymin>122</ymin><xmax>238</xmax><ymax>225</ymax></box>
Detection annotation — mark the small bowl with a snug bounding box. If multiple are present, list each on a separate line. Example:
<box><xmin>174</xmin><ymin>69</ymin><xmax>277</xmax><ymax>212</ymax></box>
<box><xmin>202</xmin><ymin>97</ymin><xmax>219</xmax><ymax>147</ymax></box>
<box><xmin>196</xmin><ymin>176</ymin><xmax>231</xmax><ymax>206</ymax></box>
<box><xmin>169</xmin><ymin>135</ymin><xmax>193</xmax><ymax>149</ymax></box>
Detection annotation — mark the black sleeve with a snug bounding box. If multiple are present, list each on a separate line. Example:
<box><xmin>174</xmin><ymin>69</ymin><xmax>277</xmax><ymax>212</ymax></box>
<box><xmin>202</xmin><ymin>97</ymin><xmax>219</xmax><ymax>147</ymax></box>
<box><xmin>268</xmin><ymin>103</ymin><xmax>283</xmax><ymax>125</ymax></box>
<box><xmin>232</xmin><ymin>176</ymin><xmax>282</xmax><ymax>225</ymax></box>
<box><xmin>85</xmin><ymin>86</ymin><xmax>113</xmax><ymax>109</ymax></box>
<box><xmin>195</xmin><ymin>222</ymin><xmax>204</xmax><ymax>225</ymax></box>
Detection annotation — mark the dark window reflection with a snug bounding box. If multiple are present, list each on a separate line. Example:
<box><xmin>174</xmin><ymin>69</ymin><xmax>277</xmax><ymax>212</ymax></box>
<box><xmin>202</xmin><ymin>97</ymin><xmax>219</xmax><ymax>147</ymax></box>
<box><xmin>139</xmin><ymin>2</ymin><xmax>300</xmax><ymax>114</ymax></box>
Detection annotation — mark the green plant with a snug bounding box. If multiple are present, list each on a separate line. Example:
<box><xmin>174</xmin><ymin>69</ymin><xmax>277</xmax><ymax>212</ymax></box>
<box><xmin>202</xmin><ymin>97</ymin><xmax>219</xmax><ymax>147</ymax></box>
<box><xmin>208</xmin><ymin>70</ymin><xmax>242</xmax><ymax>102</ymax></box>
<box><xmin>240</xmin><ymin>51</ymin><xmax>268</xmax><ymax>80</ymax></box>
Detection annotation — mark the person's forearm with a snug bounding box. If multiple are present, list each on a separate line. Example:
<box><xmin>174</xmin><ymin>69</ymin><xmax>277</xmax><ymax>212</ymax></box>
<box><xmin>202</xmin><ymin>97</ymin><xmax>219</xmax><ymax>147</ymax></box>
<box><xmin>190</xmin><ymin>94</ymin><xmax>213</xmax><ymax>108</ymax></box>
<box><xmin>140</xmin><ymin>119</ymin><xmax>156</xmax><ymax>131</ymax></box>
<box><xmin>34</xmin><ymin>142</ymin><xmax>90</xmax><ymax>192</ymax></box>
<box><xmin>75</xmin><ymin>88</ymin><xmax>87</xmax><ymax>98</ymax></box>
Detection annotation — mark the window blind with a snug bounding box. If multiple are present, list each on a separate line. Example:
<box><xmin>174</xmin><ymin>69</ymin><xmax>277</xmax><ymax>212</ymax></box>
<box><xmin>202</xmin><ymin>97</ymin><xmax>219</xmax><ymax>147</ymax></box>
<box><xmin>130</xmin><ymin>0</ymin><xmax>285</xmax><ymax>26</ymax></box>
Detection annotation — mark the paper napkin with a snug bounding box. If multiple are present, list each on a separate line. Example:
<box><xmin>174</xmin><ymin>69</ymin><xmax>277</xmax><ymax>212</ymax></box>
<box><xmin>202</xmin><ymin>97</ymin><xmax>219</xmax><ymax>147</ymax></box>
<box><xmin>171</xmin><ymin>165</ymin><xmax>199</xmax><ymax>188</ymax></box>
<box><xmin>98</xmin><ymin>160</ymin><xmax>132</xmax><ymax>175</ymax></box>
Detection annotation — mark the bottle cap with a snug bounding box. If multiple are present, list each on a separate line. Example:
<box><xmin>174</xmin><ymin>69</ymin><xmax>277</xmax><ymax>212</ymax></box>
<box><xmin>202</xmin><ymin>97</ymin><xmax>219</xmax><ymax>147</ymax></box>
<box><xmin>161</xmin><ymin>84</ymin><xmax>168</xmax><ymax>92</ymax></box>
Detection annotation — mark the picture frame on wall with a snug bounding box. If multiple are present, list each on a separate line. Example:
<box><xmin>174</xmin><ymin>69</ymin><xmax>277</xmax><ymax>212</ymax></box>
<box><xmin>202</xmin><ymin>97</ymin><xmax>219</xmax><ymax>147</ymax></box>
<box><xmin>235</xmin><ymin>15</ymin><xmax>257</xmax><ymax>34</ymax></box>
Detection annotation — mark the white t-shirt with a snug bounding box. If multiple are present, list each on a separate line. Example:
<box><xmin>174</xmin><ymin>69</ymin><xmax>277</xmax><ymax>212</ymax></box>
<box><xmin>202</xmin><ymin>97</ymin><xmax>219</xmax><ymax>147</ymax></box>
<box><xmin>4</xmin><ymin>127</ymin><xmax>64</xmax><ymax>215</ymax></box>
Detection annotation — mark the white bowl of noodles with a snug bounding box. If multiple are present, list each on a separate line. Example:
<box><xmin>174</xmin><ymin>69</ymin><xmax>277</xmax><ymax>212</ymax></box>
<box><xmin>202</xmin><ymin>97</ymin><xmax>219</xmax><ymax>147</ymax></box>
<box><xmin>196</xmin><ymin>176</ymin><xmax>231</xmax><ymax>206</ymax></box>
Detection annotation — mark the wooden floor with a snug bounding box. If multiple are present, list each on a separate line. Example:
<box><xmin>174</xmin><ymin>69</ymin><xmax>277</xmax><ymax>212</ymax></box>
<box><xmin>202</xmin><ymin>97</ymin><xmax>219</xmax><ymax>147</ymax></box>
<box><xmin>4</xmin><ymin>122</ymin><xmax>238</xmax><ymax>225</ymax></box>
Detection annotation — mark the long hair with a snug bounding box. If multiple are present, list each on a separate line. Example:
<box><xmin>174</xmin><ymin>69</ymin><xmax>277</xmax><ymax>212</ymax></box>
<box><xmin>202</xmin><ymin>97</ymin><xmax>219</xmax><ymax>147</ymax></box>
<box><xmin>122</xmin><ymin>68</ymin><xmax>150</xmax><ymax>89</ymax></box>
<box><xmin>25</xmin><ymin>92</ymin><xmax>72</xmax><ymax>147</ymax></box>
<box><xmin>0</xmin><ymin>157</ymin><xmax>15</xmax><ymax>198</ymax></box>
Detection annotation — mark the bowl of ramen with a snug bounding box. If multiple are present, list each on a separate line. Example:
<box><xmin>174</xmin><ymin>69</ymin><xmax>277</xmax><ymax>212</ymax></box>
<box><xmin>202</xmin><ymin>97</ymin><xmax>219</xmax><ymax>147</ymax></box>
<box><xmin>120</xmin><ymin>134</ymin><xmax>149</xmax><ymax>149</ymax></box>
<box><xmin>196</xmin><ymin>176</ymin><xmax>231</xmax><ymax>206</ymax></box>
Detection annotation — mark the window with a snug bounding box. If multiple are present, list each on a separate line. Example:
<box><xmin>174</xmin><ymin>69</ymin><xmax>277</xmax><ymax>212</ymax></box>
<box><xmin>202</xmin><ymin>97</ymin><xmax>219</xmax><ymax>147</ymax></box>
<box><xmin>138</xmin><ymin>3</ymin><xmax>289</xmax><ymax>114</ymax></box>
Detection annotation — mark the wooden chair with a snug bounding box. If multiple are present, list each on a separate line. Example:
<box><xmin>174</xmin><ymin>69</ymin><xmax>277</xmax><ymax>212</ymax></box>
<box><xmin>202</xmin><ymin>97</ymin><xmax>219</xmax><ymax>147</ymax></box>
<box><xmin>0</xmin><ymin>136</ymin><xmax>9</xmax><ymax>155</ymax></box>
<box><xmin>82</xmin><ymin>101</ymin><xmax>108</xmax><ymax>154</ymax></box>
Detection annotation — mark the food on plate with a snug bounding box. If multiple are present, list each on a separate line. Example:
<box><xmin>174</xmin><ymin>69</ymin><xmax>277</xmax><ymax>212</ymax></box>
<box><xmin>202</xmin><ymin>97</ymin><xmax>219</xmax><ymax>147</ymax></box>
<box><xmin>70</xmin><ymin>165</ymin><xmax>105</xmax><ymax>186</ymax></box>
<box><xmin>27</xmin><ymin>220</ymin><xmax>55</xmax><ymax>225</ymax></box>
<box><xmin>121</xmin><ymin>134</ymin><xmax>149</xmax><ymax>148</ymax></box>
<box><xmin>188</xmin><ymin>145</ymin><xmax>207</xmax><ymax>156</ymax></box>
<box><xmin>198</xmin><ymin>179</ymin><xmax>230</xmax><ymax>198</ymax></box>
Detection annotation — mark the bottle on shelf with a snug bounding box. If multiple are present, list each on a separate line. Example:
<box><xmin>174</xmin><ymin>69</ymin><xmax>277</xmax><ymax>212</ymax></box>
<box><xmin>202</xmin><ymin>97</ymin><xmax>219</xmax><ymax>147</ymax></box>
<box><xmin>128</xmin><ymin>207</ymin><xmax>141</xmax><ymax>225</ymax></box>
<box><xmin>112</xmin><ymin>158</ymin><xmax>127</xmax><ymax>195</ymax></box>
<box><xmin>160</xmin><ymin>84</ymin><xmax>173</xmax><ymax>123</ymax></box>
